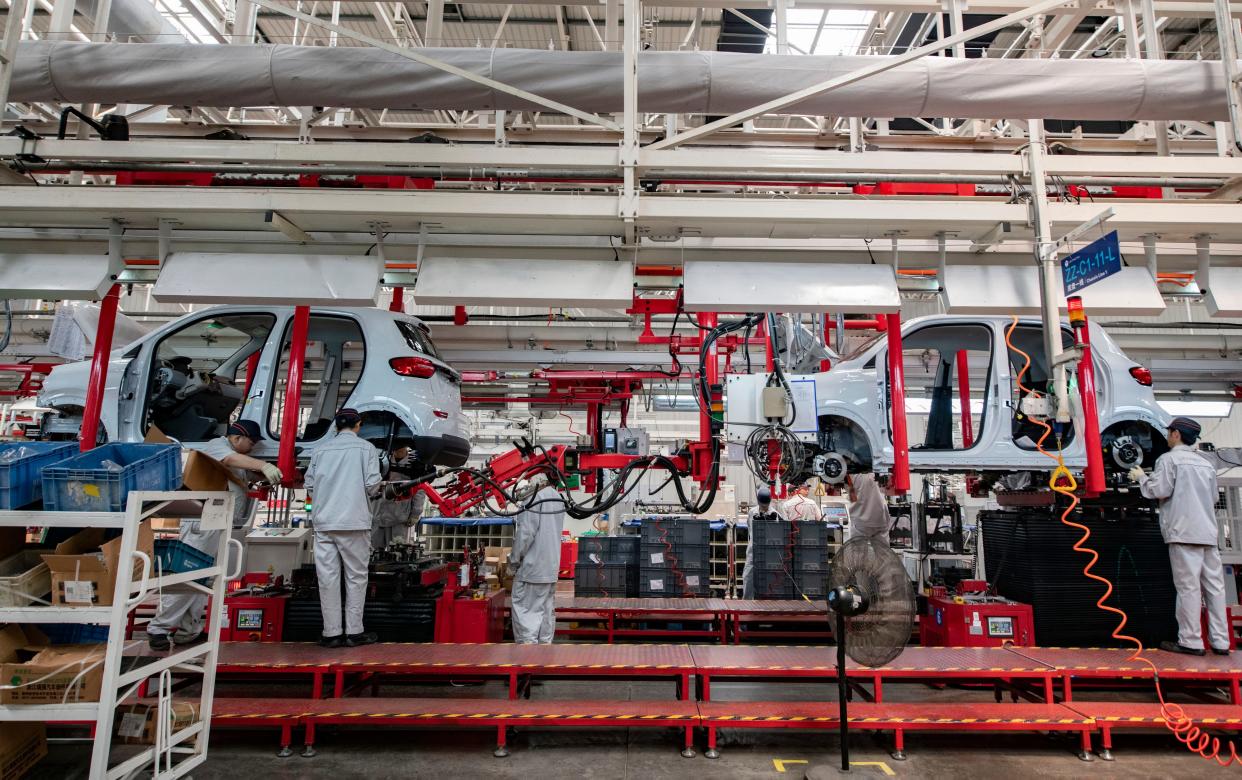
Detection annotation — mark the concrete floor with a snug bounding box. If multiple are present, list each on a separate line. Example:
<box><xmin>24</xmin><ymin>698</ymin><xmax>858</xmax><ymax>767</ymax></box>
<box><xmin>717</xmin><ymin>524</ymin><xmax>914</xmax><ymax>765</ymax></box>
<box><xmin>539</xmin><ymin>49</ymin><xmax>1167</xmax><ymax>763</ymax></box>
<box><xmin>26</xmin><ymin>676</ymin><xmax>1235</xmax><ymax>779</ymax></box>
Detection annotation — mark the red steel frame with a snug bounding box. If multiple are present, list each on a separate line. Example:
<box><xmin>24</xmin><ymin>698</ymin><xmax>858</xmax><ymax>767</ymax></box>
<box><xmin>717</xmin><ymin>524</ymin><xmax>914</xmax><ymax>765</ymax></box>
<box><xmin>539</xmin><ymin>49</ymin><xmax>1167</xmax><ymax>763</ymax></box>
<box><xmin>955</xmin><ymin>350</ymin><xmax>974</xmax><ymax>448</ymax></box>
<box><xmin>276</xmin><ymin>305</ymin><xmax>310</xmax><ymax>485</ymax></box>
<box><xmin>0</xmin><ymin>362</ymin><xmax>57</xmax><ymax>398</ymax></box>
<box><xmin>885</xmin><ymin>312</ymin><xmax>911</xmax><ymax>492</ymax></box>
<box><xmin>1070</xmin><ymin>301</ymin><xmax>1107</xmax><ymax>497</ymax></box>
<box><xmin>79</xmin><ymin>283</ymin><xmax>120</xmax><ymax>451</ymax></box>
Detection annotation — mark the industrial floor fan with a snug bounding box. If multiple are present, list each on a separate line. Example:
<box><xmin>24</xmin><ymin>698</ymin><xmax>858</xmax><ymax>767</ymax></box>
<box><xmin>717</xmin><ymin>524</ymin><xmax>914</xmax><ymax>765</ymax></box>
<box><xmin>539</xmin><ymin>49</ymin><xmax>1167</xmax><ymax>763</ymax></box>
<box><xmin>825</xmin><ymin>536</ymin><xmax>916</xmax><ymax>772</ymax></box>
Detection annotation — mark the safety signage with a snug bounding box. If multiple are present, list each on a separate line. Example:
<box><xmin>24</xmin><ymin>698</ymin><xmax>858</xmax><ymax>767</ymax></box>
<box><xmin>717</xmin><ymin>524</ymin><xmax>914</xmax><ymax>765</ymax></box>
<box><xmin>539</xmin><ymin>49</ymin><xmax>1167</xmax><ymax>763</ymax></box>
<box><xmin>1061</xmin><ymin>230</ymin><xmax>1121</xmax><ymax>295</ymax></box>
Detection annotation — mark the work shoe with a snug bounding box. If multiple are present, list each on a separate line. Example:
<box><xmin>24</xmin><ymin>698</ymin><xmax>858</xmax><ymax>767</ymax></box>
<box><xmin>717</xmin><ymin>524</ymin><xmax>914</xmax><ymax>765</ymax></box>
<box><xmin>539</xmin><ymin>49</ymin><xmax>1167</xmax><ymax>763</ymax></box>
<box><xmin>173</xmin><ymin>630</ymin><xmax>204</xmax><ymax>646</ymax></box>
<box><xmin>319</xmin><ymin>634</ymin><xmax>345</xmax><ymax>649</ymax></box>
<box><xmin>345</xmin><ymin>631</ymin><xmax>379</xmax><ymax>647</ymax></box>
<box><xmin>1212</xmin><ymin>647</ymin><xmax>1232</xmax><ymax>656</ymax></box>
<box><xmin>1160</xmin><ymin>640</ymin><xmax>1206</xmax><ymax>657</ymax></box>
<box><xmin>147</xmin><ymin>633</ymin><xmax>171</xmax><ymax>651</ymax></box>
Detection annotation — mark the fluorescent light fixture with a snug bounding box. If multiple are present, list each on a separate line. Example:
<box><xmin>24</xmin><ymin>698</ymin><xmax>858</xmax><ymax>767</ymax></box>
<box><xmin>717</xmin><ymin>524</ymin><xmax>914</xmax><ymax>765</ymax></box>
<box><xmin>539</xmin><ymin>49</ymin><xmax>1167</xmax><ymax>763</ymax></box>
<box><xmin>1158</xmin><ymin>401</ymin><xmax>1233</xmax><ymax>418</ymax></box>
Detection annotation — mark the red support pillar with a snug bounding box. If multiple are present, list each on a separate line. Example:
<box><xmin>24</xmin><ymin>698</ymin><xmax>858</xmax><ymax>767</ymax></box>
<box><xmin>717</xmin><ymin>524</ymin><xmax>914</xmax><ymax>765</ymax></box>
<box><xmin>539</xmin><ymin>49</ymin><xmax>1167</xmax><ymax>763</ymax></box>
<box><xmin>762</xmin><ymin>314</ymin><xmax>775</xmax><ymax>372</ymax></box>
<box><xmin>388</xmin><ymin>286</ymin><xmax>404</xmax><ymax>313</ymax></box>
<box><xmin>242</xmin><ymin>350</ymin><xmax>262</xmax><ymax>398</ymax></box>
<box><xmin>821</xmin><ymin>314</ymin><xmax>833</xmax><ymax>371</ymax></box>
<box><xmin>885</xmin><ymin>312</ymin><xmax>911</xmax><ymax>493</ymax></box>
<box><xmin>698</xmin><ymin>312</ymin><xmax>719</xmax><ymax>446</ymax></box>
<box><xmin>955</xmin><ymin>350</ymin><xmax>974</xmax><ymax>448</ymax></box>
<box><xmin>585</xmin><ymin>401</ymin><xmax>602</xmax><ymax>493</ymax></box>
<box><xmin>1069</xmin><ymin>297</ymin><xmax>1106</xmax><ymax>497</ymax></box>
<box><xmin>79</xmin><ymin>284</ymin><xmax>120</xmax><ymax>451</ymax></box>
<box><xmin>277</xmin><ymin>305</ymin><xmax>311</xmax><ymax>487</ymax></box>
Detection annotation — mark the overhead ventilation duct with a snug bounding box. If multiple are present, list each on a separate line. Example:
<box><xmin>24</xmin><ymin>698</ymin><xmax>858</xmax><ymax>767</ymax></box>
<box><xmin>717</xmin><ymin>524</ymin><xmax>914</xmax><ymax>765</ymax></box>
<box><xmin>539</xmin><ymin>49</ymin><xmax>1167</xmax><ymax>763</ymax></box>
<box><xmin>9</xmin><ymin>42</ymin><xmax>1239</xmax><ymax>122</ymax></box>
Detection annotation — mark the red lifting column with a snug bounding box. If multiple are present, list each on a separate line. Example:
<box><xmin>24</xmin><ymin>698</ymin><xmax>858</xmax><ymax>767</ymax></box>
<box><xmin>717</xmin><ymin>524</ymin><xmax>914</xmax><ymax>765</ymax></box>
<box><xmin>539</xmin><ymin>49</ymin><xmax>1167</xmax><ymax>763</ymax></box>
<box><xmin>389</xmin><ymin>286</ymin><xmax>405</xmax><ymax>313</ymax></box>
<box><xmin>956</xmin><ymin>350</ymin><xmax>974</xmax><ymax>448</ymax></box>
<box><xmin>79</xmin><ymin>284</ymin><xmax>121</xmax><ymax>451</ymax></box>
<box><xmin>277</xmin><ymin>305</ymin><xmax>311</xmax><ymax>486</ymax></box>
<box><xmin>1068</xmin><ymin>297</ymin><xmax>1106</xmax><ymax>497</ymax></box>
<box><xmin>885</xmin><ymin>313</ymin><xmax>911</xmax><ymax>493</ymax></box>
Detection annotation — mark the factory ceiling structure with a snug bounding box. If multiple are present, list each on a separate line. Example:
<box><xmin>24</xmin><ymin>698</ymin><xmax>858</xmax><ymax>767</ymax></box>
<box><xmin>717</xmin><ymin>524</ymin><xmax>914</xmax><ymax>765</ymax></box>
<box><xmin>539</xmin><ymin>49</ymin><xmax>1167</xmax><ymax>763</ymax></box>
<box><xmin>0</xmin><ymin>0</ymin><xmax>1240</xmax><ymax>391</ymax></box>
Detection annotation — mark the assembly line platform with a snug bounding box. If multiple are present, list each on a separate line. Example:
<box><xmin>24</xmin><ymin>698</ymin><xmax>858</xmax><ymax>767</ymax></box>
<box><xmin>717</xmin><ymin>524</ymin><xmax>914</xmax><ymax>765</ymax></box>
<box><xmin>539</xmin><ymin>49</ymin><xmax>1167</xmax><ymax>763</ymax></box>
<box><xmin>207</xmin><ymin>642</ymin><xmax>1242</xmax><ymax>759</ymax></box>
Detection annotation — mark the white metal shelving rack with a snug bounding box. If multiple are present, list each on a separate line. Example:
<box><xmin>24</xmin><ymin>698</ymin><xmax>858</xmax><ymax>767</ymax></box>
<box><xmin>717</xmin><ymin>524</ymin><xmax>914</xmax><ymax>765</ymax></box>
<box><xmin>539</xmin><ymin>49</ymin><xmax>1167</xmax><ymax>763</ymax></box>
<box><xmin>0</xmin><ymin>490</ymin><xmax>236</xmax><ymax>780</ymax></box>
<box><xmin>418</xmin><ymin>517</ymin><xmax>515</xmax><ymax>558</ymax></box>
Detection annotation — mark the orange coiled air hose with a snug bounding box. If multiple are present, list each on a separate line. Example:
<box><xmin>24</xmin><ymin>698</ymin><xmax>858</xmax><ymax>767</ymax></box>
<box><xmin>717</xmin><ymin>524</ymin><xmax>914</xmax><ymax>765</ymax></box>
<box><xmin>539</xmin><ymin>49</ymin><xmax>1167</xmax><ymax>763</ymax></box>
<box><xmin>1005</xmin><ymin>317</ymin><xmax>1238</xmax><ymax>766</ymax></box>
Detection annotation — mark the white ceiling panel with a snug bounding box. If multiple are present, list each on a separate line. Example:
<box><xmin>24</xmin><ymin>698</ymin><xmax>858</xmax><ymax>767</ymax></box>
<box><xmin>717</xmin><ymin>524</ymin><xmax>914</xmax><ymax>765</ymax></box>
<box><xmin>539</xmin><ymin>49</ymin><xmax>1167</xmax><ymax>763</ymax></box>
<box><xmin>415</xmin><ymin>257</ymin><xmax>634</xmax><ymax>306</ymax></box>
<box><xmin>683</xmin><ymin>260</ymin><xmax>900</xmax><ymax>313</ymax></box>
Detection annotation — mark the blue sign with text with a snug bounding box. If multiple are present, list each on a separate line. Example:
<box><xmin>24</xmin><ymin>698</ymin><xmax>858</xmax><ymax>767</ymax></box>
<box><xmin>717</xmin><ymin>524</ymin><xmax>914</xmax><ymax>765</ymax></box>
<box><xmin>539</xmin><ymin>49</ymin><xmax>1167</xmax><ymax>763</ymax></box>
<box><xmin>1061</xmin><ymin>231</ymin><xmax>1121</xmax><ymax>295</ymax></box>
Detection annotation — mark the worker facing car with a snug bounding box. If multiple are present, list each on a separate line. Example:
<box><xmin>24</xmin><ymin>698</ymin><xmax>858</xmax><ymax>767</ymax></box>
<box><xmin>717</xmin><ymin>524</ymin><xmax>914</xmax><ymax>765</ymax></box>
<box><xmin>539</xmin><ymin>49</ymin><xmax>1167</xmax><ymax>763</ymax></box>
<box><xmin>306</xmin><ymin>408</ymin><xmax>383</xmax><ymax>649</ymax></box>
<box><xmin>782</xmin><ymin>481</ymin><xmax>823</xmax><ymax>522</ymax></box>
<box><xmin>742</xmin><ymin>486</ymin><xmax>787</xmax><ymax>599</ymax></box>
<box><xmin>510</xmin><ymin>477</ymin><xmax>567</xmax><ymax>644</ymax></box>
<box><xmin>846</xmin><ymin>472</ymin><xmax>892</xmax><ymax>547</ymax></box>
<box><xmin>371</xmin><ymin>446</ymin><xmax>425</xmax><ymax>550</ymax></box>
<box><xmin>1129</xmin><ymin>416</ymin><xmax>1228</xmax><ymax>656</ymax></box>
<box><xmin>148</xmin><ymin>420</ymin><xmax>281</xmax><ymax>650</ymax></box>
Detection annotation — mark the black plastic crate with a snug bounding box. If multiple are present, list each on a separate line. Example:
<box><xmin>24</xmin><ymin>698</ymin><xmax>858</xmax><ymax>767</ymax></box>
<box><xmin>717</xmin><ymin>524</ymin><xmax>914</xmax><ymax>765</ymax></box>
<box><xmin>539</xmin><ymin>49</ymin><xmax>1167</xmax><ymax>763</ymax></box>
<box><xmin>639</xmin><ymin>519</ymin><xmax>711</xmax><ymax>547</ymax></box>
<box><xmin>638</xmin><ymin>564</ymin><xmax>710</xmax><ymax>597</ymax></box>
<box><xmin>640</xmin><ymin>544</ymin><xmax>709</xmax><ymax>570</ymax></box>
<box><xmin>574</xmin><ymin>561</ymin><xmax>636</xmax><ymax>597</ymax></box>
<box><xmin>751</xmin><ymin>519</ymin><xmax>832</xmax><ymax>548</ymax></box>
<box><xmin>577</xmin><ymin>535</ymin><xmax>639</xmax><ymax>565</ymax></box>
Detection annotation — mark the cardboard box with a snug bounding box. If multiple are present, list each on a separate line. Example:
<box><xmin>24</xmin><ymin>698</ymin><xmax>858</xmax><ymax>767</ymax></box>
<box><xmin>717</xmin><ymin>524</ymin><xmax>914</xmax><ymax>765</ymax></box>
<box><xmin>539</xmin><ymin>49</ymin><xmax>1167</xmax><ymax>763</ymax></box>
<box><xmin>181</xmin><ymin>450</ymin><xmax>248</xmax><ymax>492</ymax></box>
<box><xmin>0</xmin><ymin>628</ymin><xmax>104</xmax><ymax>705</ymax></box>
<box><xmin>41</xmin><ymin>523</ymin><xmax>154</xmax><ymax>606</ymax></box>
<box><xmin>115</xmin><ymin>701</ymin><xmax>199</xmax><ymax>745</ymax></box>
<box><xmin>0</xmin><ymin>723</ymin><xmax>46</xmax><ymax>780</ymax></box>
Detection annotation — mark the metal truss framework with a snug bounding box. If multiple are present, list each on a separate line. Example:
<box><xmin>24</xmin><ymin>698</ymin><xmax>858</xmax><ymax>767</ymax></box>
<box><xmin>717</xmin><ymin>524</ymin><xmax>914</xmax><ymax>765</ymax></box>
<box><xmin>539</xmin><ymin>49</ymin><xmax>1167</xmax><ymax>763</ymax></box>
<box><xmin>0</xmin><ymin>0</ymin><xmax>1241</xmax><ymax>283</ymax></box>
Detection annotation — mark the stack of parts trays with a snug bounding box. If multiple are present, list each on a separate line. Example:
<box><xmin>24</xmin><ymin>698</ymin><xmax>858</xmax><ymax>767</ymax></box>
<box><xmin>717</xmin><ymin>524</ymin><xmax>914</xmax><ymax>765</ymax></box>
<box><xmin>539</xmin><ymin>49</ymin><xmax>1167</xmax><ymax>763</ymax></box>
<box><xmin>575</xmin><ymin>536</ymin><xmax>639</xmax><ymax>597</ymax></box>
<box><xmin>283</xmin><ymin>565</ymin><xmax>438</xmax><ymax>642</ymax></box>
<box><xmin>981</xmin><ymin>509</ymin><xmax>1177</xmax><ymax>647</ymax></box>
<box><xmin>638</xmin><ymin>517</ymin><xmax>711</xmax><ymax>597</ymax></box>
<box><xmin>750</xmin><ymin>518</ymin><xmax>831</xmax><ymax>600</ymax></box>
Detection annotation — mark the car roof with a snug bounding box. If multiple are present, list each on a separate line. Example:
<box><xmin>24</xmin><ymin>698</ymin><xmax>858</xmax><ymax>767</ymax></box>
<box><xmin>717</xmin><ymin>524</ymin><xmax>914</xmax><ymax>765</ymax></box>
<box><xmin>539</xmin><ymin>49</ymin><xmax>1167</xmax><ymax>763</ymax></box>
<box><xmin>181</xmin><ymin>304</ymin><xmax>429</xmax><ymax>328</ymax></box>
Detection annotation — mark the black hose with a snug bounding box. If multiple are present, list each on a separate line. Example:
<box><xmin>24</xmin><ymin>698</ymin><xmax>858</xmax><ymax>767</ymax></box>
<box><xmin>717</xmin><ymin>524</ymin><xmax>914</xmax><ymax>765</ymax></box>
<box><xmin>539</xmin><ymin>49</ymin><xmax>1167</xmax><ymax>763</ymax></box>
<box><xmin>0</xmin><ymin>301</ymin><xmax>10</xmax><ymax>353</ymax></box>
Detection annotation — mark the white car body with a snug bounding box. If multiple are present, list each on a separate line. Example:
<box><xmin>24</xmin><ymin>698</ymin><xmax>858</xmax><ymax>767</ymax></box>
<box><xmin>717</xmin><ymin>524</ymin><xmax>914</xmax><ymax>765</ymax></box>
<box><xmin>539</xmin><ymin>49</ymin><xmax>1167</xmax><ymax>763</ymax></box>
<box><xmin>727</xmin><ymin>314</ymin><xmax>1171</xmax><ymax>474</ymax></box>
<box><xmin>38</xmin><ymin>305</ymin><xmax>470</xmax><ymax>466</ymax></box>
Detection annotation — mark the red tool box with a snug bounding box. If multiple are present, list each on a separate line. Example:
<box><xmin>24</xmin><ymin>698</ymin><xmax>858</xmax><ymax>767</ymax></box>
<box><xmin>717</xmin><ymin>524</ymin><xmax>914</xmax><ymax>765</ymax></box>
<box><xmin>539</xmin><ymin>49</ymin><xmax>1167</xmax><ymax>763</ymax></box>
<box><xmin>921</xmin><ymin>594</ymin><xmax>1035</xmax><ymax>647</ymax></box>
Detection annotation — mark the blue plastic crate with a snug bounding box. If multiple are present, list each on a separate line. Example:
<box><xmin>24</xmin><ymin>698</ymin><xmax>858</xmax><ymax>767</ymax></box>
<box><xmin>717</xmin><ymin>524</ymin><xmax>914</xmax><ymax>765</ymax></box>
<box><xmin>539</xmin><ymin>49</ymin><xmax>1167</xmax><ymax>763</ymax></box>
<box><xmin>42</xmin><ymin>443</ymin><xmax>181</xmax><ymax>512</ymax></box>
<box><xmin>0</xmin><ymin>442</ymin><xmax>77</xmax><ymax>509</ymax></box>
<box><xmin>154</xmin><ymin>539</ymin><xmax>215</xmax><ymax>574</ymax></box>
<box><xmin>36</xmin><ymin>623</ymin><xmax>109</xmax><ymax>644</ymax></box>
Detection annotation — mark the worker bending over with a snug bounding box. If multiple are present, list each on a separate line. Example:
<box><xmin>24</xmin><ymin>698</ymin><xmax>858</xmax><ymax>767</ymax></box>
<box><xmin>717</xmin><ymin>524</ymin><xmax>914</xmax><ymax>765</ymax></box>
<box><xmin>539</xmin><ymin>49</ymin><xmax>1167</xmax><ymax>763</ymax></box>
<box><xmin>371</xmin><ymin>446</ymin><xmax>424</xmax><ymax>550</ymax></box>
<box><xmin>742</xmin><ymin>486</ymin><xmax>787</xmax><ymax>599</ymax></box>
<box><xmin>306</xmin><ymin>408</ymin><xmax>382</xmax><ymax>649</ymax></box>
<box><xmin>1131</xmin><ymin>417</ymin><xmax>1228</xmax><ymax>656</ymax></box>
<box><xmin>510</xmin><ymin>478</ymin><xmax>566</xmax><ymax>644</ymax></box>
<box><xmin>782</xmin><ymin>481</ymin><xmax>823</xmax><ymax>522</ymax></box>
<box><xmin>149</xmin><ymin>420</ymin><xmax>281</xmax><ymax>650</ymax></box>
<box><xmin>846</xmin><ymin>473</ymin><xmax>892</xmax><ymax>547</ymax></box>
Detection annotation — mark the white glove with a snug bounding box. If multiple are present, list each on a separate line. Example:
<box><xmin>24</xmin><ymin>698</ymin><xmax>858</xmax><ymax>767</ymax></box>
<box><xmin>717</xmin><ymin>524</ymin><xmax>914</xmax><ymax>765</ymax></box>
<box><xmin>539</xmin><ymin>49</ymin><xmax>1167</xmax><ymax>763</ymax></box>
<box><xmin>1128</xmin><ymin>466</ymin><xmax>1145</xmax><ymax>483</ymax></box>
<box><xmin>261</xmin><ymin>463</ymin><xmax>283</xmax><ymax>484</ymax></box>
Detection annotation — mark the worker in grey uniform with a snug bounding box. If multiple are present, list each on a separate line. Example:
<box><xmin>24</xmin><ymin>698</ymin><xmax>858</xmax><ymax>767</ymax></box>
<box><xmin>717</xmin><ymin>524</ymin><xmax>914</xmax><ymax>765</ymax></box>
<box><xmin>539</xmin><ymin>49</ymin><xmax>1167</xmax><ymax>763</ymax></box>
<box><xmin>782</xmin><ymin>481</ymin><xmax>823</xmax><ymax>522</ymax></box>
<box><xmin>1130</xmin><ymin>416</ymin><xmax>1228</xmax><ymax>656</ymax></box>
<box><xmin>846</xmin><ymin>473</ymin><xmax>892</xmax><ymax>547</ymax></box>
<box><xmin>742</xmin><ymin>486</ymin><xmax>787</xmax><ymax>600</ymax></box>
<box><xmin>305</xmin><ymin>408</ymin><xmax>383</xmax><ymax>649</ymax></box>
<box><xmin>510</xmin><ymin>478</ymin><xmax>566</xmax><ymax>644</ymax></box>
<box><xmin>148</xmin><ymin>420</ymin><xmax>281</xmax><ymax>650</ymax></box>
<box><xmin>370</xmin><ymin>446</ymin><xmax>424</xmax><ymax>550</ymax></box>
